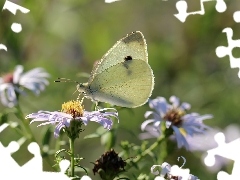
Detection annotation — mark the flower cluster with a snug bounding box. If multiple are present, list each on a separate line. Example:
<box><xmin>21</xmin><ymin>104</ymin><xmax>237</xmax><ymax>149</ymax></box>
<box><xmin>140</xmin><ymin>96</ymin><xmax>213</xmax><ymax>150</ymax></box>
<box><xmin>151</xmin><ymin>161</ymin><xmax>199</xmax><ymax>180</ymax></box>
<box><xmin>0</xmin><ymin>65</ymin><xmax>49</xmax><ymax>107</ymax></box>
<box><xmin>6</xmin><ymin>64</ymin><xmax>213</xmax><ymax>179</ymax></box>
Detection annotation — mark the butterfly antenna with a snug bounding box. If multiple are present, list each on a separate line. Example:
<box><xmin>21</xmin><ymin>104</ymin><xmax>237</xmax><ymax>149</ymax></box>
<box><xmin>54</xmin><ymin>77</ymin><xmax>79</xmax><ymax>84</ymax></box>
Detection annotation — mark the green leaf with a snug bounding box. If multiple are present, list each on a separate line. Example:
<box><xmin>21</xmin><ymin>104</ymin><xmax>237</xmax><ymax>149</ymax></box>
<box><xmin>96</xmin><ymin>126</ymin><xmax>106</xmax><ymax>134</ymax></box>
<box><xmin>0</xmin><ymin>112</ymin><xmax>8</xmax><ymax>124</ymax></box>
<box><xmin>84</xmin><ymin>133</ymin><xmax>101</xmax><ymax>139</ymax></box>
<box><xmin>84</xmin><ymin>126</ymin><xmax>107</xmax><ymax>139</ymax></box>
<box><xmin>101</xmin><ymin>129</ymin><xmax>116</xmax><ymax>150</ymax></box>
<box><xmin>42</xmin><ymin>126</ymin><xmax>52</xmax><ymax>146</ymax></box>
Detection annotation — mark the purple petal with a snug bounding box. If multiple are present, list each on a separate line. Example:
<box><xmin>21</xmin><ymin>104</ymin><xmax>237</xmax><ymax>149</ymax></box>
<box><xmin>36</xmin><ymin>121</ymin><xmax>54</xmax><ymax>126</ymax></box>
<box><xmin>139</xmin><ymin>125</ymin><xmax>160</xmax><ymax>140</ymax></box>
<box><xmin>89</xmin><ymin>115</ymin><xmax>113</xmax><ymax>130</ymax></box>
<box><xmin>13</xmin><ymin>65</ymin><xmax>24</xmax><ymax>84</ymax></box>
<box><xmin>169</xmin><ymin>96</ymin><xmax>180</xmax><ymax>108</ymax></box>
<box><xmin>172</xmin><ymin>126</ymin><xmax>189</xmax><ymax>150</ymax></box>
<box><xmin>180</xmin><ymin>102</ymin><xmax>191</xmax><ymax>110</ymax></box>
<box><xmin>149</xmin><ymin>97</ymin><xmax>168</xmax><ymax>115</ymax></box>
<box><xmin>153</xmin><ymin>120</ymin><xmax>161</xmax><ymax>128</ymax></box>
<box><xmin>54</xmin><ymin>123</ymin><xmax>65</xmax><ymax>137</ymax></box>
<box><xmin>141</xmin><ymin>119</ymin><xmax>155</xmax><ymax>131</ymax></box>
<box><xmin>144</xmin><ymin>111</ymin><xmax>154</xmax><ymax>118</ymax></box>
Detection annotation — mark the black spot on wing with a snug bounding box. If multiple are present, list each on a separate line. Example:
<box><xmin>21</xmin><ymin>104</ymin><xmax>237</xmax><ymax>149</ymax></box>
<box><xmin>124</xmin><ymin>56</ymin><xmax>132</xmax><ymax>61</ymax></box>
<box><xmin>122</xmin><ymin>58</ymin><xmax>133</xmax><ymax>75</ymax></box>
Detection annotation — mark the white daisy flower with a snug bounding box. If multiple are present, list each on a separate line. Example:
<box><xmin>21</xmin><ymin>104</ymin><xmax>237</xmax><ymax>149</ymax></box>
<box><xmin>152</xmin><ymin>162</ymin><xmax>200</xmax><ymax>180</ymax></box>
<box><xmin>0</xmin><ymin>65</ymin><xmax>50</xmax><ymax>107</ymax></box>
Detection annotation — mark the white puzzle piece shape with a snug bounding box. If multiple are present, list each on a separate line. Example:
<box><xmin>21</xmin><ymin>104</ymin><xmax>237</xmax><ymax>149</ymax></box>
<box><xmin>204</xmin><ymin>132</ymin><xmax>240</xmax><ymax>179</ymax></box>
<box><xmin>174</xmin><ymin>0</ymin><xmax>227</xmax><ymax>22</ymax></box>
<box><xmin>0</xmin><ymin>123</ymin><xmax>71</xmax><ymax>180</ymax></box>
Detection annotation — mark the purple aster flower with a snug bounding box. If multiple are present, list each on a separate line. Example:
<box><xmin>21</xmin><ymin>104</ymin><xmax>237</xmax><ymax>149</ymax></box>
<box><xmin>26</xmin><ymin>100</ymin><xmax>119</xmax><ymax>138</ymax></box>
<box><xmin>140</xmin><ymin>96</ymin><xmax>213</xmax><ymax>150</ymax></box>
<box><xmin>0</xmin><ymin>65</ymin><xmax>50</xmax><ymax>107</ymax></box>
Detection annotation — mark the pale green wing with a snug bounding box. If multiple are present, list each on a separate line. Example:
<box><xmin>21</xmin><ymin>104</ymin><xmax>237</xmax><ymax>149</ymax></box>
<box><xmin>88</xmin><ymin>59</ymin><xmax>154</xmax><ymax>108</ymax></box>
<box><xmin>88</xmin><ymin>31</ymin><xmax>148</xmax><ymax>84</ymax></box>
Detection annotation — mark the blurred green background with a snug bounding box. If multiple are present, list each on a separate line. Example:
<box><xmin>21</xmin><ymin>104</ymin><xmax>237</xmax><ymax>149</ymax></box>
<box><xmin>1</xmin><ymin>0</ymin><xmax>240</xmax><ymax>179</ymax></box>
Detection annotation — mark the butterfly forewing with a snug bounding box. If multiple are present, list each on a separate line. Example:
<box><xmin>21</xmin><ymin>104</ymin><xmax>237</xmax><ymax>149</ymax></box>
<box><xmin>88</xmin><ymin>31</ymin><xmax>148</xmax><ymax>84</ymax></box>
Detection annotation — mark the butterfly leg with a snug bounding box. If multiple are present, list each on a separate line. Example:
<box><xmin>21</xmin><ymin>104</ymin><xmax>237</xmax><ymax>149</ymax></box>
<box><xmin>94</xmin><ymin>101</ymin><xmax>99</xmax><ymax>110</ymax></box>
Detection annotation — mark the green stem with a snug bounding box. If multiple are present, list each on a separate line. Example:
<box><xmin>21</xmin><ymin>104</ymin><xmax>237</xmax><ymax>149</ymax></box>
<box><xmin>69</xmin><ymin>137</ymin><xmax>75</xmax><ymax>177</ymax></box>
<box><xmin>15</xmin><ymin>104</ymin><xmax>53</xmax><ymax>169</ymax></box>
<box><xmin>158</xmin><ymin>137</ymin><xmax>167</xmax><ymax>163</ymax></box>
<box><xmin>133</xmin><ymin>135</ymin><xmax>165</xmax><ymax>164</ymax></box>
<box><xmin>55</xmin><ymin>135</ymin><xmax>62</xmax><ymax>153</ymax></box>
<box><xmin>133</xmin><ymin>123</ymin><xmax>172</xmax><ymax>164</ymax></box>
<box><xmin>15</xmin><ymin>104</ymin><xmax>36</xmax><ymax>142</ymax></box>
<box><xmin>158</xmin><ymin>123</ymin><xmax>168</xmax><ymax>163</ymax></box>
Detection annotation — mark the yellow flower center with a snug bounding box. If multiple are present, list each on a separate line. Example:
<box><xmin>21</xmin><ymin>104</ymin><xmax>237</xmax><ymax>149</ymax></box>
<box><xmin>61</xmin><ymin>100</ymin><xmax>84</xmax><ymax>118</ymax></box>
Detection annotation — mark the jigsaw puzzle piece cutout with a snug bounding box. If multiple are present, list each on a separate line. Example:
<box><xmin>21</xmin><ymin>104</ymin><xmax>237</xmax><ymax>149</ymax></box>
<box><xmin>27</xmin><ymin>158</ymin><xmax>71</xmax><ymax>180</ymax></box>
<box><xmin>59</xmin><ymin>159</ymin><xmax>70</xmax><ymax>173</ymax></box>
<box><xmin>217</xmin><ymin>171</ymin><xmax>235</xmax><ymax>180</ymax></box>
<box><xmin>217</xmin><ymin>165</ymin><xmax>240</xmax><ymax>180</ymax></box>
<box><xmin>204</xmin><ymin>132</ymin><xmax>240</xmax><ymax>179</ymax></box>
<box><xmin>81</xmin><ymin>176</ymin><xmax>92</xmax><ymax>180</ymax></box>
<box><xmin>2</xmin><ymin>0</ymin><xmax>30</xmax><ymax>33</ymax></box>
<box><xmin>174</xmin><ymin>0</ymin><xmax>227</xmax><ymax>22</ymax></box>
<box><xmin>205</xmin><ymin>132</ymin><xmax>240</xmax><ymax>162</ymax></box>
<box><xmin>0</xmin><ymin>141</ymin><xmax>20</xmax><ymax>171</ymax></box>
<box><xmin>0</xmin><ymin>124</ymin><xmax>69</xmax><ymax>179</ymax></box>
<box><xmin>21</xmin><ymin>142</ymin><xmax>42</xmax><ymax>172</ymax></box>
<box><xmin>0</xmin><ymin>123</ymin><xmax>9</xmax><ymax>132</ymax></box>
<box><xmin>215</xmin><ymin>28</ymin><xmax>240</xmax><ymax>78</ymax></box>
<box><xmin>2</xmin><ymin>0</ymin><xmax>30</xmax><ymax>15</ymax></box>
<box><xmin>215</xmin><ymin>0</ymin><xmax>227</xmax><ymax>13</ymax></box>
<box><xmin>233</xmin><ymin>11</ymin><xmax>240</xmax><ymax>23</ymax></box>
<box><xmin>0</xmin><ymin>44</ymin><xmax>7</xmax><ymax>51</ymax></box>
<box><xmin>0</xmin><ymin>141</ymin><xmax>71</xmax><ymax>179</ymax></box>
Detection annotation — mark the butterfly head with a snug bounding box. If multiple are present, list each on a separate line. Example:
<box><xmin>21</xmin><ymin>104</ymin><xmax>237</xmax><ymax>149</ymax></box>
<box><xmin>76</xmin><ymin>83</ymin><xmax>88</xmax><ymax>94</ymax></box>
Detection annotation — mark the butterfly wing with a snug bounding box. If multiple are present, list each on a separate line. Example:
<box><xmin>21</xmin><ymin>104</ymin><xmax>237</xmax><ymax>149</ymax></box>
<box><xmin>88</xmin><ymin>59</ymin><xmax>154</xmax><ymax>108</ymax></box>
<box><xmin>88</xmin><ymin>31</ymin><xmax>148</xmax><ymax>84</ymax></box>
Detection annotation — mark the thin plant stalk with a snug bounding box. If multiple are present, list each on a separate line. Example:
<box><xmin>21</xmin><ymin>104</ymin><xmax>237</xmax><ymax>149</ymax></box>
<box><xmin>70</xmin><ymin>137</ymin><xmax>75</xmax><ymax>177</ymax></box>
<box><xmin>133</xmin><ymin>134</ymin><xmax>165</xmax><ymax>164</ymax></box>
